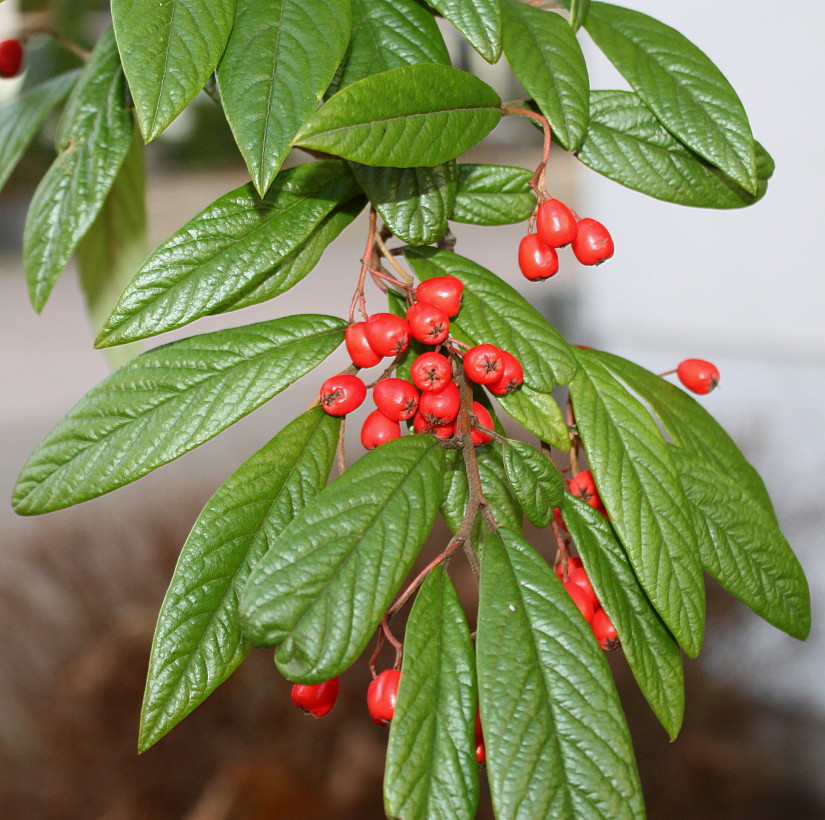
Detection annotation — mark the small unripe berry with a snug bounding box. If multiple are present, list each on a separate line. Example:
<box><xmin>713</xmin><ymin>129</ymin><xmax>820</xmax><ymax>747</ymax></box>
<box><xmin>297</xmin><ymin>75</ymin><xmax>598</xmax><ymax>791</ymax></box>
<box><xmin>291</xmin><ymin>677</ymin><xmax>340</xmax><ymax>718</ymax></box>
<box><xmin>367</xmin><ymin>669</ymin><xmax>401</xmax><ymax>725</ymax></box>
<box><xmin>564</xmin><ymin>581</ymin><xmax>595</xmax><ymax>623</ymax></box>
<box><xmin>410</xmin><ymin>352</ymin><xmax>452</xmax><ymax>393</ymax></box>
<box><xmin>0</xmin><ymin>39</ymin><xmax>24</xmax><ymax>79</ymax></box>
<box><xmin>415</xmin><ymin>276</ymin><xmax>464</xmax><ymax>317</ymax></box>
<box><xmin>592</xmin><ymin>608</ymin><xmax>620</xmax><ymax>651</ymax></box>
<box><xmin>365</xmin><ymin>313</ymin><xmax>410</xmax><ymax>357</ymax></box>
<box><xmin>345</xmin><ymin>322</ymin><xmax>382</xmax><ymax>368</ymax></box>
<box><xmin>406</xmin><ymin>301</ymin><xmax>450</xmax><ymax>345</ymax></box>
<box><xmin>488</xmin><ymin>350</ymin><xmax>524</xmax><ymax>395</ymax></box>
<box><xmin>518</xmin><ymin>234</ymin><xmax>559</xmax><ymax>281</ymax></box>
<box><xmin>418</xmin><ymin>381</ymin><xmax>460</xmax><ymax>425</ymax></box>
<box><xmin>412</xmin><ymin>413</ymin><xmax>455</xmax><ymax>439</ymax></box>
<box><xmin>361</xmin><ymin>410</ymin><xmax>402</xmax><ymax>449</ymax></box>
<box><xmin>373</xmin><ymin>377</ymin><xmax>419</xmax><ymax>421</ymax></box>
<box><xmin>470</xmin><ymin>402</ymin><xmax>494</xmax><ymax>446</ymax></box>
<box><xmin>536</xmin><ymin>198</ymin><xmax>578</xmax><ymax>247</ymax></box>
<box><xmin>319</xmin><ymin>374</ymin><xmax>367</xmax><ymax>416</ymax></box>
<box><xmin>572</xmin><ymin>218</ymin><xmax>614</xmax><ymax>265</ymax></box>
<box><xmin>463</xmin><ymin>344</ymin><xmax>504</xmax><ymax>385</ymax></box>
<box><xmin>676</xmin><ymin>358</ymin><xmax>720</xmax><ymax>395</ymax></box>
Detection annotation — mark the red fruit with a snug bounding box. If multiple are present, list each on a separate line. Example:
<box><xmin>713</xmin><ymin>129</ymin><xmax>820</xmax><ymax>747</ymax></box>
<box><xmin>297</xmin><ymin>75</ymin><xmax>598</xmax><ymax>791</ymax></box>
<box><xmin>564</xmin><ymin>581</ymin><xmax>595</xmax><ymax>623</ymax></box>
<box><xmin>373</xmin><ymin>377</ymin><xmax>419</xmax><ymax>421</ymax></box>
<box><xmin>463</xmin><ymin>344</ymin><xmax>504</xmax><ymax>385</ymax></box>
<box><xmin>676</xmin><ymin>358</ymin><xmax>720</xmax><ymax>395</ymax></box>
<box><xmin>0</xmin><ymin>39</ymin><xmax>24</xmax><ymax>79</ymax></box>
<box><xmin>291</xmin><ymin>677</ymin><xmax>340</xmax><ymax>718</ymax></box>
<box><xmin>412</xmin><ymin>413</ymin><xmax>455</xmax><ymax>439</ymax></box>
<box><xmin>475</xmin><ymin>710</ymin><xmax>485</xmax><ymax>762</ymax></box>
<box><xmin>470</xmin><ymin>402</ymin><xmax>494</xmax><ymax>446</ymax></box>
<box><xmin>367</xmin><ymin>669</ymin><xmax>401</xmax><ymax>725</ymax></box>
<box><xmin>406</xmin><ymin>301</ymin><xmax>450</xmax><ymax>345</ymax></box>
<box><xmin>345</xmin><ymin>322</ymin><xmax>382</xmax><ymax>368</ymax></box>
<box><xmin>554</xmin><ymin>555</ymin><xmax>582</xmax><ymax>580</ymax></box>
<box><xmin>572</xmin><ymin>218</ymin><xmax>614</xmax><ymax>266</ymax></box>
<box><xmin>592</xmin><ymin>609</ymin><xmax>620</xmax><ymax>651</ymax></box>
<box><xmin>365</xmin><ymin>313</ymin><xmax>410</xmax><ymax>357</ymax></box>
<box><xmin>361</xmin><ymin>410</ymin><xmax>401</xmax><ymax>449</ymax></box>
<box><xmin>518</xmin><ymin>234</ymin><xmax>559</xmax><ymax>281</ymax></box>
<box><xmin>569</xmin><ymin>566</ymin><xmax>599</xmax><ymax>611</ymax></box>
<box><xmin>488</xmin><ymin>350</ymin><xmax>524</xmax><ymax>396</ymax></box>
<box><xmin>418</xmin><ymin>381</ymin><xmax>460</xmax><ymax>425</ymax></box>
<box><xmin>415</xmin><ymin>276</ymin><xmax>464</xmax><ymax>317</ymax></box>
<box><xmin>410</xmin><ymin>352</ymin><xmax>452</xmax><ymax>393</ymax></box>
<box><xmin>319</xmin><ymin>374</ymin><xmax>367</xmax><ymax>416</ymax></box>
<box><xmin>536</xmin><ymin>198</ymin><xmax>578</xmax><ymax>248</ymax></box>
<box><xmin>569</xmin><ymin>470</ymin><xmax>603</xmax><ymax>510</ymax></box>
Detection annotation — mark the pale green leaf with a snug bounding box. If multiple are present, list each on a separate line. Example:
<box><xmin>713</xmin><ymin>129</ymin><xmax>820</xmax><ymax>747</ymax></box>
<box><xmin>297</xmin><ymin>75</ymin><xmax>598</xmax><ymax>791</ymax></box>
<box><xmin>496</xmin><ymin>385</ymin><xmax>570</xmax><ymax>451</ymax></box>
<box><xmin>429</xmin><ymin>0</ymin><xmax>502</xmax><ymax>63</ymax></box>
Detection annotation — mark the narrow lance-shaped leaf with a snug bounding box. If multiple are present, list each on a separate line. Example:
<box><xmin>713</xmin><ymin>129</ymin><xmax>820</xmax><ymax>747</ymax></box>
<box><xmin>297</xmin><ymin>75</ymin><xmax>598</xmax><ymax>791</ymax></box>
<box><xmin>112</xmin><ymin>0</ymin><xmax>235</xmax><ymax>142</ymax></box>
<box><xmin>217</xmin><ymin>0</ymin><xmax>351</xmax><ymax>195</ymax></box>
<box><xmin>477</xmin><ymin>528</ymin><xmax>645</xmax><ymax>819</ymax></box>
<box><xmin>562</xmin><ymin>495</ymin><xmax>685</xmax><ymax>740</ymax></box>
<box><xmin>428</xmin><ymin>0</ymin><xmax>502</xmax><ymax>64</ymax></box>
<box><xmin>501</xmin><ymin>439</ymin><xmax>564</xmax><ymax>528</ymax></box>
<box><xmin>385</xmin><ymin>569</ymin><xmax>478</xmax><ymax>820</ymax></box>
<box><xmin>13</xmin><ymin>315</ymin><xmax>346</xmax><ymax>515</ymax></box>
<box><xmin>569</xmin><ymin>0</ymin><xmax>590</xmax><ymax>32</ymax></box>
<box><xmin>23</xmin><ymin>29</ymin><xmax>134</xmax><ymax>312</ymax></box>
<box><xmin>239</xmin><ymin>436</ymin><xmax>445</xmax><ymax>682</ymax></box>
<box><xmin>496</xmin><ymin>385</ymin><xmax>570</xmax><ymax>452</ymax></box>
<box><xmin>585</xmin><ymin>1</ymin><xmax>757</xmax><ymax>192</ymax></box>
<box><xmin>450</xmin><ymin>164</ymin><xmax>534</xmax><ymax>226</ymax></box>
<box><xmin>139</xmin><ymin>409</ymin><xmax>340</xmax><ymax>752</ymax></box>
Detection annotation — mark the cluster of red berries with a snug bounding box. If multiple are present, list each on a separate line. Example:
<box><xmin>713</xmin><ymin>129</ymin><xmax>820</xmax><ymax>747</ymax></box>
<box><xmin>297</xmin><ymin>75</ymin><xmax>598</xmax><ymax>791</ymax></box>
<box><xmin>555</xmin><ymin>556</ymin><xmax>619</xmax><ymax>651</ymax></box>
<box><xmin>519</xmin><ymin>198</ymin><xmax>614</xmax><ymax>281</ymax></box>
<box><xmin>0</xmin><ymin>39</ymin><xmax>24</xmax><ymax>79</ymax></box>
<box><xmin>676</xmin><ymin>358</ymin><xmax>720</xmax><ymax>395</ymax></box>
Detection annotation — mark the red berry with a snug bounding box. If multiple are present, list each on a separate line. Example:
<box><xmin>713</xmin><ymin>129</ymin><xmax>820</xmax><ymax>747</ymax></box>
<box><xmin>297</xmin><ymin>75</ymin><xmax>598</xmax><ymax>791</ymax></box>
<box><xmin>373</xmin><ymin>377</ymin><xmax>419</xmax><ymax>421</ymax></box>
<box><xmin>415</xmin><ymin>276</ymin><xmax>464</xmax><ymax>317</ymax></box>
<box><xmin>476</xmin><ymin>741</ymin><xmax>486</xmax><ymax>763</ymax></box>
<box><xmin>0</xmin><ymin>39</ymin><xmax>24</xmax><ymax>79</ymax></box>
<box><xmin>564</xmin><ymin>581</ymin><xmax>595</xmax><ymax>623</ymax></box>
<box><xmin>361</xmin><ymin>410</ymin><xmax>401</xmax><ymax>449</ymax></box>
<box><xmin>410</xmin><ymin>352</ymin><xmax>452</xmax><ymax>393</ymax></box>
<box><xmin>470</xmin><ymin>401</ymin><xmax>494</xmax><ymax>446</ymax></box>
<box><xmin>345</xmin><ymin>322</ymin><xmax>382</xmax><ymax>368</ymax></box>
<box><xmin>592</xmin><ymin>609</ymin><xmax>620</xmax><ymax>651</ymax></box>
<box><xmin>406</xmin><ymin>301</ymin><xmax>450</xmax><ymax>345</ymax></box>
<box><xmin>365</xmin><ymin>313</ymin><xmax>410</xmax><ymax>357</ymax></box>
<box><xmin>518</xmin><ymin>234</ymin><xmax>559</xmax><ymax>281</ymax></box>
<box><xmin>412</xmin><ymin>412</ymin><xmax>455</xmax><ymax>439</ymax></box>
<box><xmin>572</xmin><ymin>218</ymin><xmax>614</xmax><ymax>265</ymax></box>
<box><xmin>418</xmin><ymin>381</ymin><xmax>460</xmax><ymax>425</ymax></box>
<box><xmin>676</xmin><ymin>358</ymin><xmax>720</xmax><ymax>395</ymax></box>
<box><xmin>569</xmin><ymin>470</ymin><xmax>603</xmax><ymax>510</ymax></box>
<box><xmin>367</xmin><ymin>669</ymin><xmax>401</xmax><ymax>725</ymax></box>
<box><xmin>554</xmin><ymin>555</ymin><xmax>582</xmax><ymax>580</ymax></box>
<box><xmin>536</xmin><ymin>198</ymin><xmax>578</xmax><ymax>248</ymax></box>
<box><xmin>291</xmin><ymin>677</ymin><xmax>340</xmax><ymax>718</ymax></box>
<box><xmin>488</xmin><ymin>350</ymin><xmax>524</xmax><ymax>396</ymax></box>
<box><xmin>319</xmin><ymin>374</ymin><xmax>366</xmax><ymax>416</ymax></box>
<box><xmin>463</xmin><ymin>344</ymin><xmax>504</xmax><ymax>385</ymax></box>
<box><xmin>569</xmin><ymin>567</ymin><xmax>599</xmax><ymax>611</ymax></box>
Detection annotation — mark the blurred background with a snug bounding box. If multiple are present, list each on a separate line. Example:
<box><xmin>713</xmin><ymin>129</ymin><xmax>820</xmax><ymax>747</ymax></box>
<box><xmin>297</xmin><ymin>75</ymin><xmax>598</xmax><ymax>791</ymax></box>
<box><xmin>1</xmin><ymin>0</ymin><xmax>822</xmax><ymax>817</ymax></box>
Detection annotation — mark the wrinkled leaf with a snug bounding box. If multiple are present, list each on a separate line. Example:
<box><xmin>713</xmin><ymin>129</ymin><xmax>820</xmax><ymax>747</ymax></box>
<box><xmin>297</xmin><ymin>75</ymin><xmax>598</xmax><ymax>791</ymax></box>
<box><xmin>496</xmin><ymin>385</ymin><xmax>569</xmax><ymax>452</ymax></box>
<box><xmin>451</xmin><ymin>163</ymin><xmax>534</xmax><ymax>226</ymax></box>
<box><xmin>429</xmin><ymin>0</ymin><xmax>502</xmax><ymax>63</ymax></box>
<box><xmin>501</xmin><ymin>439</ymin><xmax>564</xmax><ymax>527</ymax></box>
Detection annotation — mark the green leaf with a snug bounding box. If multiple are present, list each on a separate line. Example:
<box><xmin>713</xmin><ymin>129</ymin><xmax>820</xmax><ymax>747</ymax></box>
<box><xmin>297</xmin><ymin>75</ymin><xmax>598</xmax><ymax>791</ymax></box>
<box><xmin>239</xmin><ymin>436</ymin><xmax>445</xmax><ymax>681</ymax></box>
<box><xmin>404</xmin><ymin>247</ymin><xmax>577</xmax><ymax>392</ymax></box>
<box><xmin>577</xmin><ymin>91</ymin><xmax>770</xmax><ymax>208</ymax></box>
<box><xmin>569</xmin><ymin>0</ymin><xmax>590</xmax><ymax>32</ymax></box>
<box><xmin>217</xmin><ymin>0</ymin><xmax>351</xmax><ymax>195</ymax></box>
<box><xmin>112</xmin><ymin>0</ymin><xmax>235</xmax><ymax>142</ymax></box>
<box><xmin>294</xmin><ymin>65</ymin><xmax>502</xmax><ymax>167</ymax></box>
<box><xmin>428</xmin><ymin>0</ymin><xmax>502</xmax><ymax>64</ymax></box>
<box><xmin>0</xmin><ymin>69</ymin><xmax>80</xmax><ymax>195</ymax></box>
<box><xmin>12</xmin><ymin>315</ymin><xmax>346</xmax><ymax>515</ymax></box>
<box><xmin>496</xmin><ymin>385</ymin><xmax>569</xmax><ymax>452</ymax></box>
<box><xmin>501</xmin><ymin>440</ymin><xmax>563</xmax><ymax>527</ymax></box>
<box><xmin>96</xmin><ymin>161</ymin><xmax>354</xmax><ymax>347</ymax></box>
<box><xmin>569</xmin><ymin>349</ymin><xmax>705</xmax><ymax>657</ymax></box>
<box><xmin>77</xmin><ymin>126</ymin><xmax>147</xmax><ymax>370</ymax></box>
<box><xmin>451</xmin><ymin>163</ymin><xmax>534</xmax><ymax>226</ymax></box>
<box><xmin>585</xmin><ymin>2</ymin><xmax>757</xmax><ymax>192</ymax></box>
<box><xmin>385</xmin><ymin>569</ymin><xmax>478</xmax><ymax>819</ymax></box>
<box><xmin>139</xmin><ymin>409</ymin><xmax>340</xmax><ymax>752</ymax></box>
<box><xmin>477</xmin><ymin>528</ymin><xmax>645</xmax><ymax>819</ymax></box>
<box><xmin>501</xmin><ymin>0</ymin><xmax>590</xmax><ymax>151</ymax></box>
<box><xmin>562</xmin><ymin>495</ymin><xmax>685</xmax><ymax>740</ymax></box>
<box><xmin>23</xmin><ymin>29</ymin><xmax>134</xmax><ymax>312</ymax></box>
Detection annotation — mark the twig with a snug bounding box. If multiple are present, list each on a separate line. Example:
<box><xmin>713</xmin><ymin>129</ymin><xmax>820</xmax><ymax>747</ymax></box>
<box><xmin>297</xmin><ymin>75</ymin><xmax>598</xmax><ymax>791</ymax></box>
<box><xmin>336</xmin><ymin>417</ymin><xmax>347</xmax><ymax>475</ymax></box>
<box><xmin>566</xmin><ymin>392</ymin><xmax>581</xmax><ymax>475</ymax></box>
<box><xmin>22</xmin><ymin>27</ymin><xmax>90</xmax><ymax>61</ymax></box>
<box><xmin>374</xmin><ymin>232</ymin><xmax>414</xmax><ymax>286</ymax></box>
<box><xmin>501</xmin><ymin>104</ymin><xmax>554</xmax><ymax>206</ymax></box>
<box><xmin>551</xmin><ymin>519</ymin><xmax>572</xmax><ymax>580</ymax></box>
<box><xmin>348</xmin><ymin>207</ymin><xmax>378</xmax><ymax>323</ymax></box>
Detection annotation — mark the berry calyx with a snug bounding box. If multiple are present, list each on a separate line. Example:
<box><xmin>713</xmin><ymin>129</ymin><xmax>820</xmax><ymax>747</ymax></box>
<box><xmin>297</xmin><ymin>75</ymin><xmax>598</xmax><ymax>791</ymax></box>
<box><xmin>345</xmin><ymin>322</ymin><xmax>382</xmax><ymax>368</ymax></box>
<box><xmin>470</xmin><ymin>402</ymin><xmax>494</xmax><ymax>446</ymax></box>
<box><xmin>536</xmin><ymin>198</ymin><xmax>578</xmax><ymax>248</ymax></box>
<box><xmin>592</xmin><ymin>609</ymin><xmax>620</xmax><ymax>651</ymax></box>
<box><xmin>291</xmin><ymin>677</ymin><xmax>340</xmax><ymax>718</ymax></box>
<box><xmin>415</xmin><ymin>276</ymin><xmax>464</xmax><ymax>317</ymax></box>
<box><xmin>361</xmin><ymin>410</ymin><xmax>402</xmax><ymax>449</ymax></box>
<box><xmin>319</xmin><ymin>374</ymin><xmax>367</xmax><ymax>416</ymax></box>
<box><xmin>554</xmin><ymin>555</ymin><xmax>582</xmax><ymax>580</ymax></box>
<box><xmin>410</xmin><ymin>352</ymin><xmax>452</xmax><ymax>393</ymax></box>
<box><xmin>518</xmin><ymin>233</ymin><xmax>559</xmax><ymax>281</ymax></box>
<box><xmin>373</xmin><ymin>377</ymin><xmax>419</xmax><ymax>421</ymax></box>
<box><xmin>412</xmin><ymin>413</ymin><xmax>455</xmax><ymax>439</ymax></box>
<box><xmin>364</xmin><ymin>313</ymin><xmax>410</xmax><ymax>357</ymax></box>
<box><xmin>418</xmin><ymin>381</ymin><xmax>461</xmax><ymax>425</ymax></box>
<box><xmin>569</xmin><ymin>470</ymin><xmax>603</xmax><ymax>510</ymax></box>
<box><xmin>406</xmin><ymin>301</ymin><xmax>450</xmax><ymax>345</ymax></box>
<box><xmin>0</xmin><ymin>39</ymin><xmax>24</xmax><ymax>79</ymax></box>
<box><xmin>463</xmin><ymin>344</ymin><xmax>504</xmax><ymax>385</ymax></box>
<box><xmin>568</xmin><ymin>566</ymin><xmax>599</xmax><ymax>611</ymax></box>
<box><xmin>564</xmin><ymin>581</ymin><xmax>596</xmax><ymax>623</ymax></box>
<box><xmin>571</xmin><ymin>218</ymin><xmax>614</xmax><ymax>266</ymax></box>
<box><xmin>488</xmin><ymin>349</ymin><xmax>524</xmax><ymax>396</ymax></box>
<box><xmin>367</xmin><ymin>669</ymin><xmax>401</xmax><ymax>725</ymax></box>
<box><xmin>676</xmin><ymin>358</ymin><xmax>720</xmax><ymax>395</ymax></box>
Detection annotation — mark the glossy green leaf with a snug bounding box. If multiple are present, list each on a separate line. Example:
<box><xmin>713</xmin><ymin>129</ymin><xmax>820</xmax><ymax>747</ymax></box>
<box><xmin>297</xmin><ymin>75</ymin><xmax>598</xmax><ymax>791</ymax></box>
<box><xmin>585</xmin><ymin>2</ymin><xmax>757</xmax><ymax>192</ymax></box>
<box><xmin>569</xmin><ymin>0</ymin><xmax>590</xmax><ymax>32</ymax></box>
<box><xmin>428</xmin><ymin>0</ymin><xmax>502</xmax><ymax>63</ymax></box>
<box><xmin>294</xmin><ymin>65</ymin><xmax>502</xmax><ymax>167</ymax></box>
<box><xmin>352</xmin><ymin>162</ymin><xmax>456</xmax><ymax>246</ymax></box>
<box><xmin>501</xmin><ymin>0</ymin><xmax>589</xmax><ymax>151</ymax></box>
<box><xmin>451</xmin><ymin>163</ymin><xmax>534</xmax><ymax>226</ymax></box>
<box><xmin>139</xmin><ymin>409</ymin><xmax>340</xmax><ymax>752</ymax></box>
<box><xmin>217</xmin><ymin>0</ymin><xmax>351</xmax><ymax>195</ymax></box>
<box><xmin>496</xmin><ymin>385</ymin><xmax>569</xmax><ymax>451</ymax></box>
<box><xmin>96</xmin><ymin>161</ymin><xmax>354</xmax><ymax>347</ymax></box>
<box><xmin>577</xmin><ymin>91</ymin><xmax>770</xmax><ymax>208</ymax></box>
<box><xmin>239</xmin><ymin>436</ymin><xmax>445</xmax><ymax>681</ymax></box>
<box><xmin>23</xmin><ymin>29</ymin><xmax>133</xmax><ymax>312</ymax></box>
<box><xmin>477</xmin><ymin>528</ymin><xmax>645</xmax><ymax>819</ymax></box>
<box><xmin>404</xmin><ymin>247</ymin><xmax>577</xmax><ymax>392</ymax></box>
<box><xmin>0</xmin><ymin>69</ymin><xmax>80</xmax><ymax>195</ymax></box>
<box><xmin>501</xmin><ymin>440</ymin><xmax>563</xmax><ymax>527</ymax></box>
<box><xmin>385</xmin><ymin>569</ymin><xmax>478</xmax><ymax>819</ymax></box>
<box><xmin>562</xmin><ymin>495</ymin><xmax>685</xmax><ymax>740</ymax></box>
<box><xmin>13</xmin><ymin>315</ymin><xmax>346</xmax><ymax>515</ymax></box>
<box><xmin>570</xmin><ymin>348</ymin><xmax>705</xmax><ymax>657</ymax></box>
<box><xmin>112</xmin><ymin>0</ymin><xmax>235</xmax><ymax>142</ymax></box>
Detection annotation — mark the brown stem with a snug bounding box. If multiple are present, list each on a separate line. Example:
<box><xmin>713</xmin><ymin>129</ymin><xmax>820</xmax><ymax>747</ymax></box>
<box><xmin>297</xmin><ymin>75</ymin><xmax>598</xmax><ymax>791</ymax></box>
<box><xmin>348</xmin><ymin>207</ymin><xmax>378</xmax><ymax>323</ymax></box>
<box><xmin>551</xmin><ymin>519</ymin><xmax>572</xmax><ymax>580</ymax></box>
<box><xmin>501</xmin><ymin>104</ymin><xmax>553</xmax><ymax>202</ymax></box>
<box><xmin>22</xmin><ymin>27</ymin><xmax>90</xmax><ymax>61</ymax></box>
<box><xmin>336</xmin><ymin>417</ymin><xmax>347</xmax><ymax>476</ymax></box>
<box><xmin>374</xmin><ymin>232</ymin><xmax>414</xmax><ymax>286</ymax></box>
<box><xmin>367</xmin><ymin>266</ymin><xmax>412</xmax><ymax>292</ymax></box>
<box><xmin>381</xmin><ymin>616</ymin><xmax>403</xmax><ymax>669</ymax></box>
<box><xmin>566</xmin><ymin>392</ymin><xmax>581</xmax><ymax>475</ymax></box>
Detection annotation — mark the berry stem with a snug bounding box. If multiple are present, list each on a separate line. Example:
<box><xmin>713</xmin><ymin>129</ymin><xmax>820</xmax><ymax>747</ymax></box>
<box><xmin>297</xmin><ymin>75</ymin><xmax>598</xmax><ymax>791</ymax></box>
<box><xmin>348</xmin><ymin>206</ymin><xmax>378</xmax><ymax>323</ymax></box>
<box><xmin>551</xmin><ymin>519</ymin><xmax>572</xmax><ymax>581</ymax></box>
<box><xmin>501</xmin><ymin>104</ymin><xmax>553</xmax><ymax>201</ymax></box>
<box><xmin>373</xmin><ymin>232</ymin><xmax>414</xmax><ymax>287</ymax></box>
<box><xmin>336</xmin><ymin>417</ymin><xmax>347</xmax><ymax>475</ymax></box>
<box><xmin>566</xmin><ymin>392</ymin><xmax>581</xmax><ymax>475</ymax></box>
<box><xmin>22</xmin><ymin>27</ymin><xmax>90</xmax><ymax>61</ymax></box>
